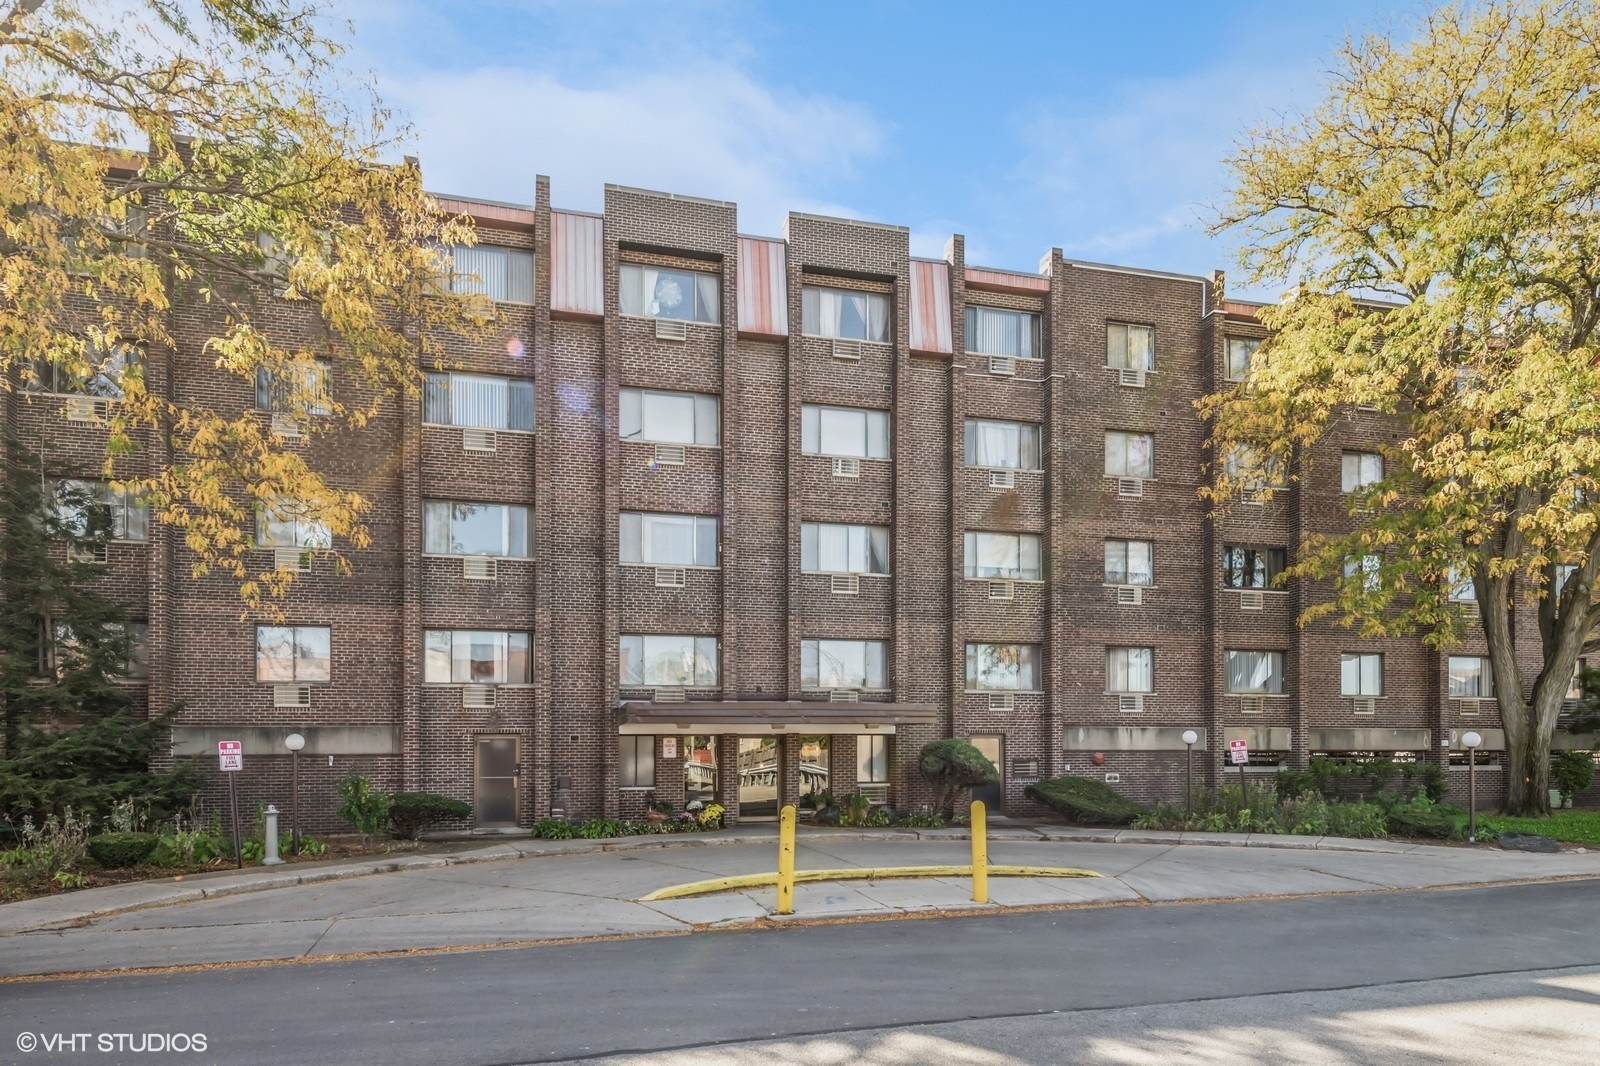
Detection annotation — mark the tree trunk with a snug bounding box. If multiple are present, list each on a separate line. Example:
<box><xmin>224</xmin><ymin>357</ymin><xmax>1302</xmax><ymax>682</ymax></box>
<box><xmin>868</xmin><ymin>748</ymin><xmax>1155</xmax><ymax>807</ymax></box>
<box><xmin>1502</xmin><ymin>692</ymin><xmax>1558</xmax><ymax>816</ymax></box>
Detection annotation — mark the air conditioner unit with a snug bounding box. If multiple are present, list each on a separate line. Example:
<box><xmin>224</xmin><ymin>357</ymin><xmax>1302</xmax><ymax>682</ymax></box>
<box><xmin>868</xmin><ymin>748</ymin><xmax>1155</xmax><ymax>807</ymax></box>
<box><xmin>653</xmin><ymin>687</ymin><xmax>687</xmax><ymax>704</ymax></box>
<box><xmin>63</xmin><ymin>396</ymin><xmax>110</xmax><ymax>422</ymax></box>
<box><xmin>988</xmin><ymin>470</ymin><xmax>1016</xmax><ymax>489</ymax></box>
<box><xmin>831</xmin><ymin>456</ymin><xmax>861</xmax><ymax>478</ymax></box>
<box><xmin>1117</xmin><ymin>478</ymin><xmax>1144</xmax><ymax>497</ymax></box>
<box><xmin>989</xmin><ymin>580</ymin><xmax>1015</xmax><ymax>601</ymax></box>
<box><xmin>1459</xmin><ymin>602</ymin><xmax>1480</xmax><ymax>621</ymax></box>
<box><xmin>1118</xmin><ymin>368</ymin><xmax>1146</xmax><ymax>388</ymax></box>
<box><xmin>654</xmin><ymin>566</ymin><xmax>686</xmax><ymax>589</ymax></box>
<box><xmin>463</xmin><ymin>428</ymin><xmax>497</xmax><ymax>453</ymax></box>
<box><xmin>653</xmin><ymin>443</ymin><xmax>686</xmax><ymax>465</ymax></box>
<box><xmin>273</xmin><ymin>684</ymin><xmax>311</xmax><ymax>708</ymax></box>
<box><xmin>66</xmin><ymin>543</ymin><xmax>109</xmax><ymax>565</ymax></box>
<box><xmin>1241</xmin><ymin>488</ymin><xmax>1266</xmax><ymax>506</ymax></box>
<box><xmin>654</xmin><ymin>319</ymin><xmax>689</xmax><ymax>342</ymax></box>
<box><xmin>1457</xmin><ymin>697</ymin><xmax>1483</xmax><ymax>716</ymax></box>
<box><xmin>270</xmin><ymin>413</ymin><xmax>303</xmax><ymax>439</ymax></box>
<box><xmin>1116</xmin><ymin>585</ymin><xmax>1143</xmax><ymax>606</ymax></box>
<box><xmin>987</xmin><ymin>692</ymin><xmax>1015</xmax><ymax>711</ymax></box>
<box><xmin>988</xmin><ymin>355</ymin><xmax>1016</xmax><ymax>377</ymax></box>
<box><xmin>462</xmin><ymin>556</ymin><xmax>497</xmax><ymax>581</ymax></box>
<box><xmin>1352</xmin><ymin>696</ymin><xmax>1377</xmax><ymax>715</ymax></box>
<box><xmin>1118</xmin><ymin>694</ymin><xmax>1145</xmax><ymax>713</ymax></box>
<box><xmin>831</xmin><ymin>573</ymin><xmax>860</xmax><ymax>595</ymax></box>
<box><xmin>829</xmin><ymin>689</ymin><xmax>859</xmax><ymax>703</ymax></box>
<box><xmin>832</xmin><ymin>338</ymin><xmax>862</xmax><ymax>362</ymax></box>
<box><xmin>858</xmin><ymin>783</ymin><xmax>888</xmax><ymax>804</ymax></box>
<box><xmin>1239</xmin><ymin>590</ymin><xmax>1265</xmax><ymax>610</ymax></box>
<box><xmin>1238</xmin><ymin>694</ymin><xmax>1265</xmax><ymax>714</ymax></box>
<box><xmin>274</xmin><ymin>546</ymin><xmax>311</xmax><ymax>573</ymax></box>
<box><xmin>462</xmin><ymin>684</ymin><xmax>495</xmax><ymax>709</ymax></box>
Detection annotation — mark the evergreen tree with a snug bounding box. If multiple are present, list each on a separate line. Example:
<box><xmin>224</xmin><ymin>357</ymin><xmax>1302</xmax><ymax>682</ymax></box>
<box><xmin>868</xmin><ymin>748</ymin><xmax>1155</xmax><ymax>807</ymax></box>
<box><xmin>0</xmin><ymin>437</ymin><xmax>198</xmax><ymax>822</ymax></box>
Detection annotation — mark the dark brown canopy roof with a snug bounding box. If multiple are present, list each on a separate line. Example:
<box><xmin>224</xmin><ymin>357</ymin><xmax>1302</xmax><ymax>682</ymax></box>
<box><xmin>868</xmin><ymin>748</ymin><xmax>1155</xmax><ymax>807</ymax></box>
<box><xmin>618</xmin><ymin>700</ymin><xmax>940</xmax><ymax>734</ymax></box>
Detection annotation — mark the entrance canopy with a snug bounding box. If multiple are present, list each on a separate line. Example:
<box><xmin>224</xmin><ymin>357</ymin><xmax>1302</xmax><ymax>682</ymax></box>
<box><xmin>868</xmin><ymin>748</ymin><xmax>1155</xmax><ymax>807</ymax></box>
<box><xmin>618</xmin><ymin>699</ymin><xmax>938</xmax><ymax>735</ymax></box>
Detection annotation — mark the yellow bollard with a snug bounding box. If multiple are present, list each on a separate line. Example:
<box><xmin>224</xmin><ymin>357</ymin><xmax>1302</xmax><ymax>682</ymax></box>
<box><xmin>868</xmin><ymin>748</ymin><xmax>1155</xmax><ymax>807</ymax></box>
<box><xmin>970</xmin><ymin>799</ymin><xmax>988</xmax><ymax>903</ymax></box>
<box><xmin>777</xmin><ymin>803</ymin><xmax>796</xmax><ymax>915</ymax></box>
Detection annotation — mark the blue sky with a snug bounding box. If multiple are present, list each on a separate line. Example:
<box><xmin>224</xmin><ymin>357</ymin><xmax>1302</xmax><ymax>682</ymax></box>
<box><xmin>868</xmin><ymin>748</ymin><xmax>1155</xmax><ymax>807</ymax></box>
<box><xmin>340</xmin><ymin>0</ymin><xmax>1420</xmax><ymax>297</ymax></box>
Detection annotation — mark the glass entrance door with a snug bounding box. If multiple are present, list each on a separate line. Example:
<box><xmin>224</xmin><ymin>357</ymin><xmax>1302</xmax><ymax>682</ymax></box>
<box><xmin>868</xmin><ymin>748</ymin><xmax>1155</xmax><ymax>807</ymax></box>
<box><xmin>970</xmin><ymin>734</ymin><xmax>1004</xmax><ymax>815</ymax></box>
<box><xmin>737</xmin><ymin>737</ymin><xmax>780</xmax><ymax>820</ymax></box>
<box><xmin>474</xmin><ymin>735</ymin><xmax>519</xmax><ymax>827</ymax></box>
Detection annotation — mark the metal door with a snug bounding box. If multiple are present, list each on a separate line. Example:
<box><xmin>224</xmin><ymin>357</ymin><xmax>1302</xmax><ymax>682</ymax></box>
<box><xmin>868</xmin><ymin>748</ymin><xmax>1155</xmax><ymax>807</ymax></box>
<box><xmin>474</xmin><ymin>735</ymin><xmax>519</xmax><ymax>827</ymax></box>
<box><xmin>970</xmin><ymin>734</ymin><xmax>1004</xmax><ymax>815</ymax></box>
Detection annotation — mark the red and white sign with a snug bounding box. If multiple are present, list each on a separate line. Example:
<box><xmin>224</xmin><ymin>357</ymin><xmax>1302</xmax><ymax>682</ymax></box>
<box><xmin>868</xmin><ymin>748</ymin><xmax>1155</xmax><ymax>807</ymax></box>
<box><xmin>1229</xmin><ymin>739</ymin><xmax>1250</xmax><ymax>766</ymax></box>
<box><xmin>218</xmin><ymin>740</ymin><xmax>243</xmax><ymax>772</ymax></box>
<box><xmin>661</xmin><ymin>737</ymin><xmax>677</xmax><ymax>759</ymax></box>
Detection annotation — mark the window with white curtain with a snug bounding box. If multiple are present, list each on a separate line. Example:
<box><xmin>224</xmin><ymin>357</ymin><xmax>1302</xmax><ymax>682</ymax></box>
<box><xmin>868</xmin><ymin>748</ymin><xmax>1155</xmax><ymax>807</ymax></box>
<box><xmin>424</xmin><ymin>630</ymin><xmax>531</xmax><ymax>684</ymax></box>
<box><xmin>1341</xmin><ymin>653</ymin><xmax>1382</xmax><ymax>696</ymax></box>
<box><xmin>1344</xmin><ymin>554</ymin><xmax>1381</xmax><ymax>592</ymax></box>
<box><xmin>1225</xmin><ymin>337</ymin><xmax>1260</xmax><ymax>381</ymax></box>
<box><xmin>53</xmin><ymin>479</ymin><xmax>149</xmax><ymax>541</ymax></box>
<box><xmin>801</xmin><ymin>404</ymin><xmax>890</xmax><ymax>459</ymax></box>
<box><xmin>801</xmin><ymin>639</ymin><xmax>887</xmax><ymax>689</ymax></box>
<box><xmin>1448</xmin><ymin>656</ymin><xmax>1493</xmax><ymax>698</ymax></box>
<box><xmin>1104</xmin><ymin>540</ymin><xmax>1154</xmax><ymax>585</ymax></box>
<box><xmin>619</xmin><ymin>512</ymin><xmax>718</xmax><ymax>567</ymax></box>
<box><xmin>1106</xmin><ymin>647</ymin><xmax>1153</xmax><ymax>693</ymax></box>
<box><xmin>1341</xmin><ymin>451</ymin><xmax>1383</xmax><ymax>492</ymax></box>
<box><xmin>619</xmin><ymin>634</ymin><xmax>720</xmax><ymax>687</ymax></box>
<box><xmin>256</xmin><ymin>625</ymin><xmax>331</xmax><ymax>682</ymax></box>
<box><xmin>449</xmin><ymin>245</ymin><xmax>535</xmax><ymax>304</ymax></box>
<box><xmin>965</xmin><ymin>643</ymin><xmax>1041</xmax><ymax>691</ymax></box>
<box><xmin>256</xmin><ymin>358</ymin><xmax>330</xmax><ymax>415</ymax></box>
<box><xmin>619</xmin><ymin>388</ymin><xmax>720</xmax><ymax>445</ymax></box>
<box><xmin>424</xmin><ymin>372</ymin><xmax>533</xmax><ymax>431</ymax></box>
<box><xmin>963</xmin><ymin>419</ymin><xmax>1041</xmax><ymax>470</ymax></box>
<box><xmin>1104</xmin><ymin>431</ymin><xmax>1154</xmax><ymax>479</ymax></box>
<box><xmin>858</xmin><ymin>734</ymin><xmax>888</xmax><ymax>784</ymax></box>
<box><xmin>423</xmin><ymin>501</ymin><xmax>530</xmax><ymax>557</ymax></box>
<box><xmin>1225</xmin><ymin>650</ymin><xmax>1284</xmax><ymax>694</ymax></box>
<box><xmin>964</xmin><ymin>531</ymin><xmax>1041</xmax><ymax>580</ymax></box>
<box><xmin>802</xmin><ymin>285</ymin><xmax>890</xmax><ymax>342</ymax></box>
<box><xmin>965</xmin><ymin>307</ymin><xmax>1039</xmax><ymax>358</ymax></box>
<box><xmin>255</xmin><ymin>496</ymin><xmax>331</xmax><ymax>549</ymax></box>
<box><xmin>619</xmin><ymin>264</ymin><xmax>720</xmax><ymax>323</ymax></box>
<box><xmin>1106</xmin><ymin>322</ymin><xmax>1155</xmax><ymax>370</ymax></box>
<box><xmin>801</xmin><ymin>522</ymin><xmax>890</xmax><ymax>574</ymax></box>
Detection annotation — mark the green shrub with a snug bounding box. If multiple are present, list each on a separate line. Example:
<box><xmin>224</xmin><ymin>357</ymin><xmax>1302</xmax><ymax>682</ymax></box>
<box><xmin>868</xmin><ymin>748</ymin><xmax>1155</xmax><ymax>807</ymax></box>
<box><xmin>919</xmin><ymin>739</ymin><xmax>999</xmax><ymax>813</ymax></box>
<box><xmin>1327</xmin><ymin>801</ymin><xmax>1388</xmax><ymax>838</ymax></box>
<box><xmin>1026</xmin><ymin>776</ymin><xmax>1146</xmax><ymax>826</ymax></box>
<box><xmin>530</xmin><ymin>818</ymin><xmax>574</xmax><ymax>840</ymax></box>
<box><xmin>334</xmin><ymin>770</ymin><xmax>391</xmax><ymax>846</ymax></box>
<box><xmin>86</xmin><ymin>831</ymin><xmax>160</xmax><ymax>868</ymax></box>
<box><xmin>1553</xmin><ymin>751</ymin><xmax>1595</xmax><ymax>804</ymax></box>
<box><xmin>0</xmin><ymin>809</ymin><xmax>93</xmax><ymax>885</ymax></box>
<box><xmin>387</xmin><ymin>792</ymin><xmax>472</xmax><ymax>840</ymax></box>
<box><xmin>1384</xmin><ymin>796</ymin><xmax>1460</xmax><ymax>839</ymax></box>
<box><xmin>576</xmin><ymin>818</ymin><xmax>626</xmax><ymax>839</ymax></box>
<box><xmin>897</xmin><ymin>812</ymin><xmax>945</xmax><ymax>828</ymax></box>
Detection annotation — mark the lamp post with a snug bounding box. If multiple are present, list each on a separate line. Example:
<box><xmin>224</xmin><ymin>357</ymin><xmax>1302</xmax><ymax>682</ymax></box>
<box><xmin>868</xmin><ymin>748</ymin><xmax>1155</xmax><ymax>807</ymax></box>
<box><xmin>284</xmin><ymin>733</ymin><xmax>305</xmax><ymax>856</ymax></box>
<box><xmin>1181</xmin><ymin>730</ymin><xmax>1199</xmax><ymax>813</ymax></box>
<box><xmin>1463</xmin><ymin>731</ymin><xmax>1482</xmax><ymax>843</ymax></box>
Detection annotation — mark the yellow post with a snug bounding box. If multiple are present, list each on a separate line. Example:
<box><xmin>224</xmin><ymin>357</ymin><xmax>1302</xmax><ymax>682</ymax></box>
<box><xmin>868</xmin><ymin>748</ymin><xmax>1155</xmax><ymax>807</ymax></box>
<box><xmin>970</xmin><ymin>799</ymin><xmax>988</xmax><ymax>903</ymax></box>
<box><xmin>777</xmin><ymin>803</ymin><xmax>796</xmax><ymax>915</ymax></box>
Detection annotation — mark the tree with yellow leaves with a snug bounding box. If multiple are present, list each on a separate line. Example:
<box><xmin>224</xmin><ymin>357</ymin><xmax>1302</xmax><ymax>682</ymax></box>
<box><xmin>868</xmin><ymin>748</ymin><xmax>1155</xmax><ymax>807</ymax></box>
<box><xmin>1205</xmin><ymin>0</ymin><xmax>1600</xmax><ymax>815</ymax></box>
<box><xmin>0</xmin><ymin>0</ymin><xmax>489</xmax><ymax>609</ymax></box>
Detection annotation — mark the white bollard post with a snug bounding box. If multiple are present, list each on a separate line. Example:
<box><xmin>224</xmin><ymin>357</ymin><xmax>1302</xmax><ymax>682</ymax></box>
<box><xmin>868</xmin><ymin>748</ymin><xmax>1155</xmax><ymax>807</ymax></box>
<box><xmin>263</xmin><ymin>804</ymin><xmax>285</xmax><ymax>865</ymax></box>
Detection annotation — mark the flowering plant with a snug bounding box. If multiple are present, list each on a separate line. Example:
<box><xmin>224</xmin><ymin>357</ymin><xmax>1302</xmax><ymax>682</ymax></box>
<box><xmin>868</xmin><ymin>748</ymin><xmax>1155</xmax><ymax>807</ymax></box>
<box><xmin>697</xmin><ymin>802</ymin><xmax>725</xmax><ymax>829</ymax></box>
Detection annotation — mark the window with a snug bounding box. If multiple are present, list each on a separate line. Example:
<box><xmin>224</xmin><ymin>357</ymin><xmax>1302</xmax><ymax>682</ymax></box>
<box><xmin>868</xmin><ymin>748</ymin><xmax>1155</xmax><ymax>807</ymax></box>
<box><xmin>619</xmin><ymin>634</ymin><xmax>720</xmax><ymax>687</ymax></box>
<box><xmin>1225</xmin><ymin>337</ymin><xmax>1260</xmax><ymax>381</ymax></box>
<box><xmin>964</xmin><ymin>531</ymin><xmax>1041</xmax><ymax>580</ymax></box>
<box><xmin>255</xmin><ymin>498</ymin><xmax>331</xmax><ymax>549</ymax></box>
<box><xmin>1106</xmin><ymin>322</ymin><xmax>1154</xmax><ymax>371</ymax></box>
<box><xmin>123</xmin><ymin>621</ymin><xmax>149</xmax><ymax>680</ymax></box>
<box><xmin>619</xmin><ymin>388</ymin><xmax>720</xmax><ymax>446</ymax></box>
<box><xmin>801</xmin><ymin>523</ymin><xmax>890</xmax><ymax>575</ymax></box>
<box><xmin>30</xmin><ymin>340</ymin><xmax>141</xmax><ymax>398</ymax></box>
<box><xmin>1105</xmin><ymin>540</ymin><xmax>1154</xmax><ymax>586</ymax></box>
<box><xmin>1568</xmin><ymin>660</ymin><xmax>1587</xmax><ymax>701</ymax></box>
<box><xmin>44</xmin><ymin>619</ymin><xmax>146</xmax><ymax>680</ymax></box>
<box><xmin>1104</xmin><ymin>431</ymin><xmax>1154</xmax><ymax>479</ymax></box>
<box><xmin>1557</xmin><ymin>564</ymin><xmax>1578</xmax><ymax>592</ymax></box>
<box><xmin>423</xmin><ymin>630</ymin><xmax>531</xmax><ymax>684</ymax></box>
<box><xmin>858</xmin><ymin>734</ymin><xmax>888</xmax><ymax>785</ymax></box>
<box><xmin>965</xmin><ymin>307</ymin><xmax>1039</xmax><ymax>358</ymax></box>
<box><xmin>964</xmin><ymin>643</ymin><xmax>1041</xmax><ymax>691</ymax></box>
<box><xmin>802</xmin><ymin>404</ymin><xmax>890</xmax><ymax>459</ymax></box>
<box><xmin>619</xmin><ymin>263</ymin><xmax>720</xmax><ymax>323</ymax></box>
<box><xmin>449</xmin><ymin>245</ymin><xmax>535</xmax><ymax>304</ymax></box>
<box><xmin>1344</xmin><ymin>554</ymin><xmax>1381</xmax><ymax>593</ymax></box>
<box><xmin>424</xmin><ymin>372</ymin><xmax>534</xmax><ymax>431</ymax></box>
<box><xmin>256</xmin><ymin>626</ymin><xmax>331</xmax><ymax>682</ymax></box>
<box><xmin>620</xmin><ymin>513</ymin><xmax>718</xmax><ymax>567</ymax></box>
<box><xmin>620</xmin><ymin>736</ymin><xmax>655</xmax><ymax>789</ymax></box>
<box><xmin>1222</xmin><ymin>546</ymin><xmax>1285</xmax><ymax>588</ymax></box>
<box><xmin>802</xmin><ymin>285</ymin><xmax>889</xmax><ymax>342</ymax></box>
<box><xmin>1224</xmin><ymin>445</ymin><xmax>1284</xmax><ymax>489</ymax></box>
<box><xmin>1448</xmin><ymin>656</ymin><xmax>1493</xmax><ymax>698</ymax></box>
<box><xmin>1226</xmin><ymin>650</ymin><xmax>1284</xmax><ymax>694</ymax></box>
<box><xmin>1448</xmin><ymin>567</ymin><xmax>1476</xmax><ymax>602</ymax></box>
<box><xmin>1106</xmin><ymin>647</ymin><xmax>1153</xmax><ymax>693</ymax></box>
<box><xmin>802</xmin><ymin>639</ymin><xmax>887</xmax><ymax>690</ymax></box>
<box><xmin>53</xmin><ymin>479</ymin><xmax>148</xmax><ymax>542</ymax></box>
<box><xmin>1341</xmin><ymin>451</ymin><xmax>1383</xmax><ymax>492</ymax></box>
<box><xmin>424</xmin><ymin>501</ymin><xmax>530</xmax><ymax>558</ymax></box>
<box><xmin>964</xmin><ymin>419</ymin><xmax>1041</xmax><ymax>470</ymax></box>
<box><xmin>255</xmin><ymin>358</ymin><xmax>330</xmax><ymax>416</ymax></box>
<box><xmin>1341</xmin><ymin>653</ymin><xmax>1382</xmax><ymax>696</ymax></box>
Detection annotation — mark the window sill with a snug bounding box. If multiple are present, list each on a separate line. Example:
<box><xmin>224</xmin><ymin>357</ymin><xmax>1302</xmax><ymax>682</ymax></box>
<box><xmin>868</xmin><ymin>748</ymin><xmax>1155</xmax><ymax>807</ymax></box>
<box><xmin>966</xmin><ymin>690</ymin><xmax>1045</xmax><ymax>696</ymax></box>
<box><xmin>620</xmin><ymin>562</ymin><xmax>719</xmax><ymax>571</ymax></box>
<box><xmin>973</xmin><ymin>351</ymin><xmax>1043</xmax><ymax>362</ymax></box>
<box><xmin>619</xmin><ymin>786</ymin><xmax>656</xmax><ymax>792</ymax></box>
<box><xmin>1222</xmin><ymin>587</ymin><xmax>1288</xmax><ymax>594</ymax></box>
<box><xmin>1105</xmin><ymin>691</ymin><xmax>1155</xmax><ymax>697</ymax></box>
<box><xmin>258</xmin><ymin>680</ymin><xmax>331</xmax><ymax>686</ymax></box>
<box><xmin>969</xmin><ymin>465</ymin><xmax>1042</xmax><ymax>474</ymax></box>
<box><xmin>1227</xmin><ymin>692</ymin><xmax>1288</xmax><ymax>698</ymax></box>
<box><xmin>970</xmin><ymin>576</ymin><xmax>1044</xmax><ymax>584</ymax></box>
<box><xmin>621</xmin><ymin>438</ymin><xmax>721</xmax><ymax>451</ymax></box>
<box><xmin>803</xmin><ymin>570</ymin><xmax>891</xmax><ymax>579</ymax></box>
<box><xmin>422</xmin><ymin>422</ymin><xmax>535</xmax><ymax>436</ymax></box>
<box><xmin>621</xmin><ymin>313</ymin><xmax>721</xmax><ymax>328</ymax></box>
<box><xmin>802</xmin><ymin>333</ymin><xmax>890</xmax><ymax>346</ymax></box>
<box><xmin>806</xmin><ymin>453</ymin><xmax>890</xmax><ymax>463</ymax></box>
<box><xmin>421</xmin><ymin>553</ymin><xmax>532</xmax><ymax>561</ymax></box>
<box><xmin>1102</xmin><ymin>582</ymin><xmax>1155</xmax><ymax>589</ymax></box>
<box><xmin>1103</xmin><ymin>365</ymin><xmax>1156</xmax><ymax>374</ymax></box>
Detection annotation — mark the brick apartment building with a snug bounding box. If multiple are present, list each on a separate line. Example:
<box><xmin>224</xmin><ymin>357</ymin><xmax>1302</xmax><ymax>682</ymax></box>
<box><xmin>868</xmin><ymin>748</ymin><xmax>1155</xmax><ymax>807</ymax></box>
<box><xmin>7</xmin><ymin>176</ymin><xmax>1555</xmax><ymax>833</ymax></box>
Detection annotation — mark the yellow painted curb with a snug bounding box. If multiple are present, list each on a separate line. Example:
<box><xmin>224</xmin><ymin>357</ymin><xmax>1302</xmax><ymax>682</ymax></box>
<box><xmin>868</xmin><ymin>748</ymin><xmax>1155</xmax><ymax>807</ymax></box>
<box><xmin>640</xmin><ymin>865</ymin><xmax>1100</xmax><ymax>901</ymax></box>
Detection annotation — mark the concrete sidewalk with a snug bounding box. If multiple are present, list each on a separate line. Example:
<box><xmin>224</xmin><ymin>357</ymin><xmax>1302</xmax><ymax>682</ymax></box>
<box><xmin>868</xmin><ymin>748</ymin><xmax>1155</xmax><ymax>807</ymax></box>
<box><xmin>3</xmin><ymin>825</ymin><xmax>1599</xmax><ymax>980</ymax></box>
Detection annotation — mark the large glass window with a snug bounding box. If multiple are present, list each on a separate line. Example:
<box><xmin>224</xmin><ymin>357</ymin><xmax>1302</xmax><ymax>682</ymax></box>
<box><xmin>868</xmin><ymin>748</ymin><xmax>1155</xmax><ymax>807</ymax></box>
<box><xmin>1448</xmin><ymin>568</ymin><xmax>1477</xmax><ymax>602</ymax></box>
<box><xmin>1225</xmin><ymin>650</ymin><xmax>1284</xmax><ymax>694</ymax></box>
<box><xmin>1224</xmin><ymin>445</ymin><xmax>1284</xmax><ymax>489</ymax></box>
<box><xmin>1221</xmin><ymin>546</ymin><xmax>1285</xmax><ymax>589</ymax></box>
<box><xmin>1105</xmin><ymin>540</ymin><xmax>1154</xmax><ymax>586</ymax></box>
<box><xmin>1344</xmin><ymin>554</ymin><xmax>1382</xmax><ymax>593</ymax></box>
<box><xmin>619</xmin><ymin>263</ymin><xmax>720</xmax><ymax>323</ymax></box>
<box><xmin>1342</xmin><ymin>451</ymin><xmax>1383</xmax><ymax>492</ymax></box>
<box><xmin>1105</xmin><ymin>431</ymin><xmax>1154</xmax><ymax>479</ymax></box>
<box><xmin>255</xmin><ymin>497</ymin><xmax>332</xmax><ymax>549</ymax></box>
<box><xmin>424</xmin><ymin>630</ymin><xmax>531</xmax><ymax>684</ymax></box>
<box><xmin>965</xmin><ymin>643</ymin><xmax>1041</xmax><ymax>691</ymax></box>
<box><xmin>1106</xmin><ymin>647</ymin><xmax>1153</xmax><ymax>693</ymax></box>
<box><xmin>801</xmin><ymin>523</ymin><xmax>890</xmax><ymax>575</ymax></box>
<box><xmin>802</xmin><ymin>285</ymin><xmax>890</xmax><ymax>342</ymax></box>
<box><xmin>964</xmin><ymin>419</ymin><xmax>1042</xmax><ymax>470</ymax></box>
<box><xmin>256</xmin><ymin>625</ymin><xmax>331</xmax><ymax>682</ymax></box>
<box><xmin>964</xmin><ymin>531</ymin><xmax>1041</xmax><ymax>580</ymax></box>
<box><xmin>449</xmin><ymin>245</ymin><xmax>535</xmax><ymax>304</ymax></box>
<box><xmin>1106</xmin><ymin>322</ymin><xmax>1155</xmax><ymax>371</ymax></box>
<box><xmin>1448</xmin><ymin>656</ymin><xmax>1494</xmax><ymax>698</ymax></box>
<box><xmin>965</xmin><ymin>307</ymin><xmax>1039</xmax><ymax>358</ymax></box>
<box><xmin>802</xmin><ymin>404</ymin><xmax>890</xmax><ymax>459</ymax></box>
<box><xmin>619</xmin><ymin>513</ymin><xmax>718</xmax><ymax>567</ymax></box>
<box><xmin>424</xmin><ymin>372</ymin><xmax>534</xmax><ymax>431</ymax></box>
<box><xmin>1341</xmin><ymin>653</ymin><xmax>1383</xmax><ymax>696</ymax></box>
<box><xmin>52</xmin><ymin>479</ymin><xmax>149</xmax><ymax>542</ymax></box>
<box><xmin>619</xmin><ymin>634</ymin><xmax>720</xmax><ymax>687</ymax></box>
<box><xmin>619</xmin><ymin>388</ymin><xmax>720</xmax><ymax>446</ymax></box>
<box><xmin>620</xmin><ymin>736</ymin><xmax>655</xmax><ymax>789</ymax></box>
<box><xmin>1225</xmin><ymin>337</ymin><xmax>1260</xmax><ymax>381</ymax></box>
<box><xmin>30</xmin><ymin>340</ymin><xmax>141</xmax><ymax>398</ymax></box>
<box><xmin>424</xmin><ymin>501</ymin><xmax>530</xmax><ymax>557</ymax></box>
<box><xmin>858</xmin><ymin>734</ymin><xmax>888</xmax><ymax>785</ymax></box>
<box><xmin>255</xmin><ymin>358</ymin><xmax>330</xmax><ymax>416</ymax></box>
<box><xmin>801</xmin><ymin>639</ymin><xmax>887</xmax><ymax>690</ymax></box>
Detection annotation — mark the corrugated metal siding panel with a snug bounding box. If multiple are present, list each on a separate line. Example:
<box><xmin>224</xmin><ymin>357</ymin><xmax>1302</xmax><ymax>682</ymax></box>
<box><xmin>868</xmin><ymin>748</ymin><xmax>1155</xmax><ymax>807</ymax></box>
<box><xmin>964</xmin><ymin>266</ymin><xmax>1050</xmax><ymax>293</ymax></box>
<box><xmin>737</xmin><ymin>236</ymin><xmax>787</xmax><ymax>335</ymax></box>
<box><xmin>551</xmin><ymin>211</ymin><xmax>604</xmax><ymax>315</ymax></box>
<box><xmin>909</xmin><ymin>259</ymin><xmax>952</xmax><ymax>354</ymax></box>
